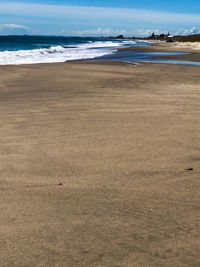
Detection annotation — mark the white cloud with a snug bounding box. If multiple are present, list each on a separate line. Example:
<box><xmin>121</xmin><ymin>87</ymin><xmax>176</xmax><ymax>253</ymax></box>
<box><xmin>0</xmin><ymin>24</ymin><xmax>28</xmax><ymax>35</ymax></box>
<box><xmin>76</xmin><ymin>27</ymin><xmax>113</xmax><ymax>35</ymax></box>
<box><xmin>75</xmin><ymin>27</ymin><xmax>128</xmax><ymax>36</ymax></box>
<box><xmin>134</xmin><ymin>29</ymin><xmax>165</xmax><ymax>37</ymax></box>
<box><xmin>4</xmin><ymin>24</ymin><xmax>27</xmax><ymax>30</ymax></box>
<box><xmin>175</xmin><ymin>27</ymin><xmax>200</xmax><ymax>36</ymax></box>
<box><xmin>74</xmin><ymin>27</ymin><xmax>170</xmax><ymax>37</ymax></box>
<box><xmin>0</xmin><ymin>1</ymin><xmax>200</xmax><ymax>25</ymax></box>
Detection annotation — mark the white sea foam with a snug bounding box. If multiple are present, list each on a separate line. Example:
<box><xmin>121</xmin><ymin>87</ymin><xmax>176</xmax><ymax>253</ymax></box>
<box><xmin>0</xmin><ymin>46</ymin><xmax>114</xmax><ymax>65</ymax></box>
<box><xmin>0</xmin><ymin>40</ymin><xmax>137</xmax><ymax>65</ymax></box>
<box><xmin>65</xmin><ymin>40</ymin><xmax>136</xmax><ymax>49</ymax></box>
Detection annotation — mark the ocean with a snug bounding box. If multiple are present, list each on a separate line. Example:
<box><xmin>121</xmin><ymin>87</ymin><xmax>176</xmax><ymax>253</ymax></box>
<box><xmin>0</xmin><ymin>35</ymin><xmax>149</xmax><ymax>65</ymax></box>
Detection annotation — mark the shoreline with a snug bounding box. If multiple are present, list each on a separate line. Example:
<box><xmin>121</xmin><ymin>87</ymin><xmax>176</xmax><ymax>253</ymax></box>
<box><xmin>117</xmin><ymin>41</ymin><xmax>200</xmax><ymax>62</ymax></box>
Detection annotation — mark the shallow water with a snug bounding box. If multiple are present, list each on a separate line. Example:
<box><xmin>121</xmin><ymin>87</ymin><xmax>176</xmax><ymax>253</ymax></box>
<box><xmin>96</xmin><ymin>50</ymin><xmax>200</xmax><ymax>66</ymax></box>
<box><xmin>135</xmin><ymin>52</ymin><xmax>200</xmax><ymax>66</ymax></box>
<box><xmin>138</xmin><ymin>59</ymin><xmax>200</xmax><ymax>66</ymax></box>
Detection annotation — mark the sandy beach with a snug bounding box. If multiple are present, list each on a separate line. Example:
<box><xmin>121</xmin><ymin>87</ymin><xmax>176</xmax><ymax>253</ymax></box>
<box><xmin>1</xmin><ymin>45</ymin><xmax>200</xmax><ymax>266</ymax></box>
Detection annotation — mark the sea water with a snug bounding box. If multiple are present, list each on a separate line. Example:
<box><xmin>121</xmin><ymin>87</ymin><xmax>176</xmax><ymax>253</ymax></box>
<box><xmin>0</xmin><ymin>35</ymin><xmax>146</xmax><ymax>65</ymax></box>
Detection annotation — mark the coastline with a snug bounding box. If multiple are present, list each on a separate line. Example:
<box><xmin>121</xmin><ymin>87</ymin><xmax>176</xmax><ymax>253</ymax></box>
<box><xmin>117</xmin><ymin>41</ymin><xmax>200</xmax><ymax>62</ymax></box>
<box><xmin>0</xmin><ymin>44</ymin><xmax>200</xmax><ymax>266</ymax></box>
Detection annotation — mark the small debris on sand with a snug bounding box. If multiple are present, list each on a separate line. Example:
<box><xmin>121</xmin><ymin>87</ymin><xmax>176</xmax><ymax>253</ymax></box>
<box><xmin>185</xmin><ymin>168</ymin><xmax>194</xmax><ymax>171</ymax></box>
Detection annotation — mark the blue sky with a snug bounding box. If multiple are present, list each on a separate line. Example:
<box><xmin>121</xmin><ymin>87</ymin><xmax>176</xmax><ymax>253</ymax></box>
<box><xmin>0</xmin><ymin>0</ymin><xmax>200</xmax><ymax>36</ymax></box>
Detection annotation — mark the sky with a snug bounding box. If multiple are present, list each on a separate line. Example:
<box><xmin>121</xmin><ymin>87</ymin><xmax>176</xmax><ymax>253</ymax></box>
<box><xmin>0</xmin><ymin>0</ymin><xmax>200</xmax><ymax>36</ymax></box>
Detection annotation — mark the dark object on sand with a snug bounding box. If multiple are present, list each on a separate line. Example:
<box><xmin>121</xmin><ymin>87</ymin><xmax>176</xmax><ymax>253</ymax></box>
<box><xmin>185</xmin><ymin>168</ymin><xmax>193</xmax><ymax>171</ymax></box>
<box><xmin>167</xmin><ymin>39</ymin><xmax>173</xmax><ymax>43</ymax></box>
<box><xmin>58</xmin><ymin>183</ymin><xmax>63</xmax><ymax>185</ymax></box>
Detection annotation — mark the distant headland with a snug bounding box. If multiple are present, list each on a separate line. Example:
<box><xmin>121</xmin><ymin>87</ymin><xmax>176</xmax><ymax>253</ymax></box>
<box><xmin>108</xmin><ymin>33</ymin><xmax>200</xmax><ymax>42</ymax></box>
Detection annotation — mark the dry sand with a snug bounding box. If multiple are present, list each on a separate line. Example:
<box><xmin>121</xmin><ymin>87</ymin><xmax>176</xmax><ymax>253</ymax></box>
<box><xmin>0</xmin><ymin>51</ymin><xmax>200</xmax><ymax>266</ymax></box>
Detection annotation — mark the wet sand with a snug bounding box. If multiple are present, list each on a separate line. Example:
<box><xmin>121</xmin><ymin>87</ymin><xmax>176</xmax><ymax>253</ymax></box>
<box><xmin>0</xmin><ymin>56</ymin><xmax>200</xmax><ymax>266</ymax></box>
<box><xmin>119</xmin><ymin>41</ymin><xmax>200</xmax><ymax>62</ymax></box>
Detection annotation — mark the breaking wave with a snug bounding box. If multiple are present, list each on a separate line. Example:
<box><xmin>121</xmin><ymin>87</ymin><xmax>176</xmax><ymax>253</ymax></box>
<box><xmin>0</xmin><ymin>40</ymin><xmax>137</xmax><ymax>65</ymax></box>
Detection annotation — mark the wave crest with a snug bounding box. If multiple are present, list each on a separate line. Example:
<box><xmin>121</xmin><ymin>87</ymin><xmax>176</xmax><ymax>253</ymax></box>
<box><xmin>0</xmin><ymin>40</ymin><xmax>138</xmax><ymax>65</ymax></box>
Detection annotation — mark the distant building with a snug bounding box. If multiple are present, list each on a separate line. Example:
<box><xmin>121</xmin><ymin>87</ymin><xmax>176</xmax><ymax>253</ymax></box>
<box><xmin>149</xmin><ymin>32</ymin><xmax>170</xmax><ymax>39</ymax></box>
